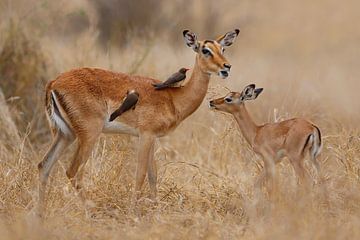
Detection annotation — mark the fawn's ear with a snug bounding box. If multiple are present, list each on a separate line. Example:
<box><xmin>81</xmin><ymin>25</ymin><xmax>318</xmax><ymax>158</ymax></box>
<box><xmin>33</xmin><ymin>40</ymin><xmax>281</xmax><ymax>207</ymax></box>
<box><xmin>216</xmin><ymin>29</ymin><xmax>240</xmax><ymax>47</ymax></box>
<box><xmin>183</xmin><ymin>30</ymin><xmax>199</xmax><ymax>52</ymax></box>
<box><xmin>242</xmin><ymin>84</ymin><xmax>256</xmax><ymax>98</ymax></box>
<box><xmin>253</xmin><ymin>88</ymin><xmax>264</xmax><ymax>99</ymax></box>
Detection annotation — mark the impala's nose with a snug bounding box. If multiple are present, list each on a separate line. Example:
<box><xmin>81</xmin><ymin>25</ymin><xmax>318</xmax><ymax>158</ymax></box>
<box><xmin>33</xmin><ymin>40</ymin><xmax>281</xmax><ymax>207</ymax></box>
<box><xmin>209</xmin><ymin>100</ymin><xmax>215</xmax><ymax>108</ymax></box>
<box><xmin>219</xmin><ymin>70</ymin><xmax>229</xmax><ymax>78</ymax></box>
<box><xmin>224</xmin><ymin>63</ymin><xmax>231</xmax><ymax>70</ymax></box>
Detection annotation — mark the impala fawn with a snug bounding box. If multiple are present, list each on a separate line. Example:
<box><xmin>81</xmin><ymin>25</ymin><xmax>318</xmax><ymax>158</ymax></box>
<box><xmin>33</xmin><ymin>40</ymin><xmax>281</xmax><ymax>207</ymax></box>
<box><xmin>209</xmin><ymin>84</ymin><xmax>322</xmax><ymax>192</ymax></box>
<box><xmin>37</xmin><ymin>29</ymin><xmax>240</xmax><ymax>215</ymax></box>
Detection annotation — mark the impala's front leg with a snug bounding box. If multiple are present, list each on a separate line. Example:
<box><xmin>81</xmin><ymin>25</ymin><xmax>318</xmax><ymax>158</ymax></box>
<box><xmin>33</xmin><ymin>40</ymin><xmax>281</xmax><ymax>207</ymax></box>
<box><xmin>259</xmin><ymin>148</ymin><xmax>276</xmax><ymax>198</ymax></box>
<box><xmin>134</xmin><ymin>133</ymin><xmax>155</xmax><ymax>200</ymax></box>
<box><xmin>147</xmin><ymin>141</ymin><xmax>157</xmax><ymax>200</ymax></box>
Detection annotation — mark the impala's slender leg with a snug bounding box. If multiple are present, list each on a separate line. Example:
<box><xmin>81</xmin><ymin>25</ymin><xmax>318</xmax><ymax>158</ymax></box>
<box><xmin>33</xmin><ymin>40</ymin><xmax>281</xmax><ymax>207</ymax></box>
<box><xmin>289</xmin><ymin>153</ymin><xmax>312</xmax><ymax>185</ymax></box>
<box><xmin>134</xmin><ymin>133</ymin><xmax>155</xmax><ymax>200</ymax></box>
<box><xmin>291</xmin><ymin>159</ymin><xmax>305</xmax><ymax>180</ymax></box>
<box><xmin>258</xmin><ymin>147</ymin><xmax>276</xmax><ymax>197</ymax></box>
<box><xmin>66</xmin><ymin>137</ymin><xmax>97</xmax><ymax>194</ymax></box>
<box><xmin>147</xmin><ymin>141</ymin><xmax>157</xmax><ymax>200</ymax></box>
<box><xmin>310</xmin><ymin>154</ymin><xmax>321</xmax><ymax>176</ymax></box>
<box><xmin>38</xmin><ymin>132</ymin><xmax>74</xmax><ymax>216</ymax></box>
<box><xmin>66</xmin><ymin>127</ymin><xmax>102</xmax><ymax>200</ymax></box>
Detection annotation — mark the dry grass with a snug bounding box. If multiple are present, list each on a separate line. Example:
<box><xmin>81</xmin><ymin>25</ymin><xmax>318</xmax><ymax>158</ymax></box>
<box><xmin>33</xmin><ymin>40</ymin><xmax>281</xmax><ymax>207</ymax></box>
<box><xmin>0</xmin><ymin>0</ymin><xmax>360</xmax><ymax>239</ymax></box>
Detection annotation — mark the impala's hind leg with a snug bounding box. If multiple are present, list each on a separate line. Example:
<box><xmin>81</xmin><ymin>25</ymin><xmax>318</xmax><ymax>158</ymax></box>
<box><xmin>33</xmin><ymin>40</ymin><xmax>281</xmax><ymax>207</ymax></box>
<box><xmin>66</xmin><ymin>132</ymin><xmax>100</xmax><ymax>201</ymax></box>
<box><xmin>289</xmin><ymin>153</ymin><xmax>312</xmax><ymax>186</ymax></box>
<box><xmin>66</xmin><ymin>126</ymin><xmax>102</xmax><ymax>200</ymax></box>
<box><xmin>310</xmin><ymin>151</ymin><xmax>321</xmax><ymax>177</ymax></box>
<box><xmin>38</xmin><ymin>132</ymin><xmax>74</xmax><ymax>216</ymax></box>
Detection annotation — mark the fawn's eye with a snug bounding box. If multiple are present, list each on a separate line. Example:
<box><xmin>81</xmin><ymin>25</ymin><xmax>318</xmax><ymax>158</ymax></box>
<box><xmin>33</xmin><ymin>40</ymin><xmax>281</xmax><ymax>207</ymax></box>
<box><xmin>202</xmin><ymin>48</ymin><xmax>212</xmax><ymax>56</ymax></box>
<box><xmin>225</xmin><ymin>97</ymin><xmax>232</xmax><ymax>103</ymax></box>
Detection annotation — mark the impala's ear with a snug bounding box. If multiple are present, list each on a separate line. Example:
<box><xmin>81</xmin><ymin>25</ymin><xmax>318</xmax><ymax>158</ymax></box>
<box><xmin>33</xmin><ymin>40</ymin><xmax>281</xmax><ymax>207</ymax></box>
<box><xmin>253</xmin><ymin>88</ymin><xmax>264</xmax><ymax>99</ymax></box>
<box><xmin>242</xmin><ymin>84</ymin><xmax>256</xmax><ymax>98</ymax></box>
<box><xmin>216</xmin><ymin>29</ymin><xmax>240</xmax><ymax>47</ymax></box>
<box><xmin>183</xmin><ymin>30</ymin><xmax>199</xmax><ymax>52</ymax></box>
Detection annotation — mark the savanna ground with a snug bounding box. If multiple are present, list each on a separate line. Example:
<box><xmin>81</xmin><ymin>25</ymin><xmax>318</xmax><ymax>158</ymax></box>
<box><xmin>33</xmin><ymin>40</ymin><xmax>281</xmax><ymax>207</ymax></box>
<box><xmin>0</xmin><ymin>0</ymin><xmax>359</xmax><ymax>239</ymax></box>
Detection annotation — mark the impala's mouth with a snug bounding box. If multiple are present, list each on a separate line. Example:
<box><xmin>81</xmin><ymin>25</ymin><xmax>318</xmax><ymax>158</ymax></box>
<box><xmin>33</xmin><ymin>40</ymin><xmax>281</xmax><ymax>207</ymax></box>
<box><xmin>219</xmin><ymin>70</ymin><xmax>229</xmax><ymax>79</ymax></box>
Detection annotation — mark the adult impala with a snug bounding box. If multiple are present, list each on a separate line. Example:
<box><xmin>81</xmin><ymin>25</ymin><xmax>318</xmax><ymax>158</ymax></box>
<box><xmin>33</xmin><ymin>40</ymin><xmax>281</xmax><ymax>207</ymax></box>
<box><xmin>38</xmin><ymin>29</ymin><xmax>240</xmax><ymax>214</ymax></box>
<box><xmin>209</xmin><ymin>84</ymin><xmax>322</xmax><ymax>192</ymax></box>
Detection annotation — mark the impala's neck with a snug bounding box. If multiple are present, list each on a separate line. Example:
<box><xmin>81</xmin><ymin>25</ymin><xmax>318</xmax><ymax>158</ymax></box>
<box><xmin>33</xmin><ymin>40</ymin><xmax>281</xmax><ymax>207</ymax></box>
<box><xmin>232</xmin><ymin>104</ymin><xmax>259</xmax><ymax>146</ymax></box>
<box><xmin>171</xmin><ymin>55</ymin><xmax>211</xmax><ymax>120</ymax></box>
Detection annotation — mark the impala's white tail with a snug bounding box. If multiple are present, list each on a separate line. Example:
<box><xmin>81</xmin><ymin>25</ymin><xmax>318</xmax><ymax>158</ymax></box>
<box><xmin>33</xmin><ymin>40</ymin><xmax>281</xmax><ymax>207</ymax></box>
<box><xmin>305</xmin><ymin>126</ymin><xmax>322</xmax><ymax>172</ymax></box>
<box><xmin>45</xmin><ymin>84</ymin><xmax>73</xmax><ymax>137</ymax></box>
<box><xmin>311</xmin><ymin>126</ymin><xmax>322</xmax><ymax>159</ymax></box>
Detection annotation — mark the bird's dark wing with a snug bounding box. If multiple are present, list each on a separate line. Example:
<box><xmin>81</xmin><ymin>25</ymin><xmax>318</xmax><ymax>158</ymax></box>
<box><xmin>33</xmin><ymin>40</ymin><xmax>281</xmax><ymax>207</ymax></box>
<box><xmin>153</xmin><ymin>72</ymin><xmax>186</xmax><ymax>90</ymax></box>
<box><xmin>109</xmin><ymin>93</ymin><xmax>139</xmax><ymax>121</ymax></box>
<box><xmin>163</xmin><ymin>72</ymin><xmax>186</xmax><ymax>85</ymax></box>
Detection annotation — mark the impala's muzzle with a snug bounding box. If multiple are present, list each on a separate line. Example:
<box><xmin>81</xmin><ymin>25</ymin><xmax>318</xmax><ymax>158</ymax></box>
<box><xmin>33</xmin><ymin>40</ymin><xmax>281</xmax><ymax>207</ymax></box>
<box><xmin>218</xmin><ymin>63</ymin><xmax>231</xmax><ymax>79</ymax></box>
<box><xmin>209</xmin><ymin>100</ymin><xmax>216</xmax><ymax>109</ymax></box>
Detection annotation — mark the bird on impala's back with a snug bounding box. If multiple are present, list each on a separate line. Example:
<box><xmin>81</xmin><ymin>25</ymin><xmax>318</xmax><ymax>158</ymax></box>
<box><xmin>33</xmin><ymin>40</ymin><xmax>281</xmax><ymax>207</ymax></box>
<box><xmin>152</xmin><ymin>67</ymin><xmax>190</xmax><ymax>90</ymax></box>
<box><xmin>109</xmin><ymin>90</ymin><xmax>139</xmax><ymax>122</ymax></box>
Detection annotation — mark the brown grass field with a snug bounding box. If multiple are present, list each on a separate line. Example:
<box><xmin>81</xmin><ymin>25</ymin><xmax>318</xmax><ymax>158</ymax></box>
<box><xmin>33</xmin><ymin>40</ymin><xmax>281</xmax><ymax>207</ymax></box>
<box><xmin>0</xmin><ymin>0</ymin><xmax>359</xmax><ymax>239</ymax></box>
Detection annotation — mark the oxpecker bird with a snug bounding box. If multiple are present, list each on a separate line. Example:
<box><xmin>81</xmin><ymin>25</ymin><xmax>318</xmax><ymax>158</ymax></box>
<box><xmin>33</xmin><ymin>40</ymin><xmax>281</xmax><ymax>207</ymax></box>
<box><xmin>152</xmin><ymin>68</ymin><xmax>190</xmax><ymax>90</ymax></box>
<box><xmin>109</xmin><ymin>90</ymin><xmax>139</xmax><ymax>121</ymax></box>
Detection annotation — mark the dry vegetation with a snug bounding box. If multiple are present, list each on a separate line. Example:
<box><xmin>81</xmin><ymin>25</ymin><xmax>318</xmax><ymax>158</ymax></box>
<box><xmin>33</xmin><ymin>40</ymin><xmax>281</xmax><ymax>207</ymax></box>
<box><xmin>0</xmin><ymin>0</ymin><xmax>359</xmax><ymax>239</ymax></box>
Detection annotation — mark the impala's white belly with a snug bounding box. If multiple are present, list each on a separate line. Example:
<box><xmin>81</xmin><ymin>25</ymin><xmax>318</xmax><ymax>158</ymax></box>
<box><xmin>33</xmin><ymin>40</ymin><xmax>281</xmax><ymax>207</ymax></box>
<box><xmin>102</xmin><ymin>121</ymin><xmax>139</xmax><ymax>136</ymax></box>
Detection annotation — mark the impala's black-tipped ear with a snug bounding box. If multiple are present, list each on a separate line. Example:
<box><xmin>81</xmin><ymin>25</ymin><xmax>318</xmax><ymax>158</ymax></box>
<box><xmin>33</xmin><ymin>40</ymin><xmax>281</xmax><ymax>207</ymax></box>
<box><xmin>243</xmin><ymin>84</ymin><xmax>256</xmax><ymax>97</ymax></box>
<box><xmin>216</xmin><ymin>29</ymin><xmax>240</xmax><ymax>47</ymax></box>
<box><xmin>253</xmin><ymin>88</ymin><xmax>264</xmax><ymax>99</ymax></box>
<box><xmin>183</xmin><ymin>30</ymin><xmax>199</xmax><ymax>52</ymax></box>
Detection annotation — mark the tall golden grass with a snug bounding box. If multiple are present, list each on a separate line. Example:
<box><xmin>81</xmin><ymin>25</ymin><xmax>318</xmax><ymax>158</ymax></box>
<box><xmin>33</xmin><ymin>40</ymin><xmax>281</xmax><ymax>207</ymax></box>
<box><xmin>0</xmin><ymin>0</ymin><xmax>359</xmax><ymax>239</ymax></box>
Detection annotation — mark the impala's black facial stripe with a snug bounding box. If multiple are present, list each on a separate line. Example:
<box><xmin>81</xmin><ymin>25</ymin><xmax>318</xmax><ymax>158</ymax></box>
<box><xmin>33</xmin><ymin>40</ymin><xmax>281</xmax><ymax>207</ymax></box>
<box><xmin>204</xmin><ymin>40</ymin><xmax>214</xmax><ymax>44</ymax></box>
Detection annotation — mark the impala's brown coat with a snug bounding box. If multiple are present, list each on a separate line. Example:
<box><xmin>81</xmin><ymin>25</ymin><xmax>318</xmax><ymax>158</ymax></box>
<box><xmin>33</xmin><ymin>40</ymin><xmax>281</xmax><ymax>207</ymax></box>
<box><xmin>37</xmin><ymin>29</ymin><xmax>239</xmax><ymax>215</ymax></box>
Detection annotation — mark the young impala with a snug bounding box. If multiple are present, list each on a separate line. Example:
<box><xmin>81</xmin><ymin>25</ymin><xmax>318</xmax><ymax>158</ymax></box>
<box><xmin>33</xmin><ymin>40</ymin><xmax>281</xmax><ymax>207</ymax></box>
<box><xmin>209</xmin><ymin>84</ymin><xmax>322</xmax><ymax>192</ymax></box>
<box><xmin>38</xmin><ymin>29</ymin><xmax>240</xmax><ymax>214</ymax></box>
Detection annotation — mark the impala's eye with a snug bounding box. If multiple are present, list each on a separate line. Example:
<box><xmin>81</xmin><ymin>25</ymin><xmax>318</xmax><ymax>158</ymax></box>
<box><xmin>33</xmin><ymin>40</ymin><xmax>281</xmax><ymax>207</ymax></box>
<box><xmin>225</xmin><ymin>97</ymin><xmax>232</xmax><ymax>103</ymax></box>
<box><xmin>202</xmin><ymin>48</ymin><xmax>211</xmax><ymax>56</ymax></box>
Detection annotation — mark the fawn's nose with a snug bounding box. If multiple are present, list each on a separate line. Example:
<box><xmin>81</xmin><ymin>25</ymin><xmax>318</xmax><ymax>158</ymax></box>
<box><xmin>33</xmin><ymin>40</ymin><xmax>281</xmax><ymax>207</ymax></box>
<box><xmin>223</xmin><ymin>63</ymin><xmax>231</xmax><ymax>70</ymax></box>
<box><xmin>209</xmin><ymin>100</ymin><xmax>215</xmax><ymax>107</ymax></box>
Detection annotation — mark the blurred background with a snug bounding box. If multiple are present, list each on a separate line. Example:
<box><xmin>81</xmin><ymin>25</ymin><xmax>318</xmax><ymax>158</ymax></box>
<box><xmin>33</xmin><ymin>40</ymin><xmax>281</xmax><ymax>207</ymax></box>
<box><xmin>0</xmin><ymin>1</ymin><xmax>359</xmax><ymax>239</ymax></box>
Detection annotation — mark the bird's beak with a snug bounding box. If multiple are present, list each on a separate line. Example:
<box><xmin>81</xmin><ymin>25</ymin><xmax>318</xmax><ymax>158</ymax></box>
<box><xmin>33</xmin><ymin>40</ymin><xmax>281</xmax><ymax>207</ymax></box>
<box><xmin>185</xmin><ymin>68</ymin><xmax>190</xmax><ymax>71</ymax></box>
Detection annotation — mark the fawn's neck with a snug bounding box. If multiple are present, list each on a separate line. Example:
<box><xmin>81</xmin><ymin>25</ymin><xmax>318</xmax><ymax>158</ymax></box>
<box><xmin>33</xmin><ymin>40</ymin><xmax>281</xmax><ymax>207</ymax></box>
<box><xmin>232</xmin><ymin>104</ymin><xmax>259</xmax><ymax>146</ymax></box>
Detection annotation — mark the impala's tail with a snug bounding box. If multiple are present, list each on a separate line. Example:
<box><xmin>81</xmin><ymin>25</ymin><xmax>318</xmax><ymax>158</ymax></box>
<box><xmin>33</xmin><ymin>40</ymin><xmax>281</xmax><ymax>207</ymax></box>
<box><xmin>303</xmin><ymin>125</ymin><xmax>322</xmax><ymax>173</ymax></box>
<box><xmin>310</xmin><ymin>126</ymin><xmax>322</xmax><ymax>160</ymax></box>
<box><xmin>45</xmin><ymin>82</ymin><xmax>74</xmax><ymax>138</ymax></box>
